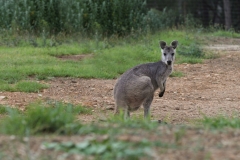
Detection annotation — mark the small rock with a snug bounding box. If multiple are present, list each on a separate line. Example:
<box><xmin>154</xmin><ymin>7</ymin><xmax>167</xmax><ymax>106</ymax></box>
<box><xmin>175</xmin><ymin>107</ymin><xmax>180</xmax><ymax>110</ymax></box>
<box><xmin>105</xmin><ymin>106</ymin><xmax>114</xmax><ymax>110</ymax></box>
<box><xmin>10</xmin><ymin>135</ymin><xmax>16</xmax><ymax>140</ymax></box>
<box><xmin>23</xmin><ymin>137</ymin><xmax>29</xmax><ymax>142</ymax></box>
<box><xmin>0</xmin><ymin>96</ymin><xmax>6</xmax><ymax>101</ymax></box>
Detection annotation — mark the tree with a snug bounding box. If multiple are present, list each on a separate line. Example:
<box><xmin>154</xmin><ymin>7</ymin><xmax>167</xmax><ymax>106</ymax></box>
<box><xmin>223</xmin><ymin>0</ymin><xmax>232</xmax><ymax>30</ymax></box>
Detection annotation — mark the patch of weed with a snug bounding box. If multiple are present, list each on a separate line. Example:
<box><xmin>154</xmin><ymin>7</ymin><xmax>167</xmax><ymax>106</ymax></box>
<box><xmin>202</xmin><ymin>115</ymin><xmax>240</xmax><ymax>129</ymax></box>
<box><xmin>177</xmin><ymin>55</ymin><xmax>203</xmax><ymax>64</ymax></box>
<box><xmin>0</xmin><ymin>105</ymin><xmax>21</xmax><ymax>115</ymax></box>
<box><xmin>42</xmin><ymin>119</ymin><xmax>173</xmax><ymax>160</ymax></box>
<box><xmin>15</xmin><ymin>81</ymin><xmax>48</xmax><ymax>93</ymax></box>
<box><xmin>43</xmin><ymin>137</ymin><xmax>157</xmax><ymax>160</ymax></box>
<box><xmin>178</xmin><ymin>43</ymin><xmax>204</xmax><ymax>58</ymax></box>
<box><xmin>0</xmin><ymin>101</ymin><xmax>91</xmax><ymax>135</ymax></box>
<box><xmin>211</xmin><ymin>30</ymin><xmax>240</xmax><ymax>38</ymax></box>
<box><xmin>0</xmin><ymin>81</ymin><xmax>48</xmax><ymax>92</ymax></box>
<box><xmin>44</xmin><ymin>100</ymin><xmax>92</xmax><ymax>115</ymax></box>
<box><xmin>0</xmin><ymin>105</ymin><xmax>8</xmax><ymax>114</ymax></box>
<box><xmin>170</xmin><ymin>71</ymin><xmax>184</xmax><ymax>77</ymax></box>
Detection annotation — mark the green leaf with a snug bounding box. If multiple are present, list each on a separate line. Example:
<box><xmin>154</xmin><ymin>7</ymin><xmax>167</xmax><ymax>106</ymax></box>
<box><xmin>61</xmin><ymin>142</ymin><xmax>75</xmax><ymax>148</ymax></box>
<box><xmin>111</xmin><ymin>142</ymin><xmax>126</xmax><ymax>150</ymax></box>
<box><xmin>76</xmin><ymin>141</ymin><xmax>90</xmax><ymax>150</ymax></box>
<box><xmin>95</xmin><ymin>145</ymin><xmax>107</xmax><ymax>154</ymax></box>
<box><xmin>68</xmin><ymin>148</ymin><xmax>81</xmax><ymax>154</ymax></box>
<box><xmin>43</xmin><ymin>142</ymin><xmax>58</xmax><ymax>149</ymax></box>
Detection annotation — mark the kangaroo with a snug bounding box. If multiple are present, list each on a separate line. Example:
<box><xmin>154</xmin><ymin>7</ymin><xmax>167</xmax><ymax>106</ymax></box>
<box><xmin>113</xmin><ymin>40</ymin><xmax>178</xmax><ymax>119</ymax></box>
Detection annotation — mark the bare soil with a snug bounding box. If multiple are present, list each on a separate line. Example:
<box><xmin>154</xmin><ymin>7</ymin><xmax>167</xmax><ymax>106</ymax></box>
<box><xmin>0</xmin><ymin>41</ymin><xmax>240</xmax><ymax>159</ymax></box>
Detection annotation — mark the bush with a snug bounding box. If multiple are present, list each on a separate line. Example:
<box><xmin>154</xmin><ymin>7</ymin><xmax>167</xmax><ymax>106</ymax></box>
<box><xmin>0</xmin><ymin>101</ymin><xmax>91</xmax><ymax>135</ymax></box>
<box><xmin>143</xmin><ymin>8</ymin><xmax>179</xmax><ymax>32</ymax></box>
<box><xmin>0</xmin><ymin>0</ymin><xmax>186</xmax><ymax>37</ymax></box>
<box><xmin>0</xmin><ymin>0</ymin><xmax>148</xmax><ymax>36</ymax></box>
<box><xmin>178</xmin><ymin>43</ymin><xmax>205</xmax><ymax>58</ymax></box>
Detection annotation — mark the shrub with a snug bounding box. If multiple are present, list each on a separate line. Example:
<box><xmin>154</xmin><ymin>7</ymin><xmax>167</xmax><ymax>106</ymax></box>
<box><xmin>143</xmin><ymin>8</ymin><xmax>179</xmax><ymax>33</ymax></box>
<box><xmin>0</xmin><ymin>101</ymin><xmax>91</xmax><ymax>135</ymax></box>
<box><xmin>178</xmin><ymin>43</ymin><xmax>205</xmax><ymax>58</ymax></box>
<box><xmin>15</xmin><ymin>81</ymin><xmax>48</xmax><ymax>93</ymax></box>
<box><xmin>0</xmin><ymin>0</ymin><xmax>148</xmax><ymax>36</ymax></box>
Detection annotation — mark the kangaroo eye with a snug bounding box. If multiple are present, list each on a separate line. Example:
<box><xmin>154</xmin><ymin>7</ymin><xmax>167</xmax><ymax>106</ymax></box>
<box><xmin>164</xmin><ymin>53</ymin><xmax>166</xmax><ymax>56</ymax></box>
<box><xmin>172</xmin><ymin>53</ymin><xmax>175</xmax><ymax>56</ymax></box>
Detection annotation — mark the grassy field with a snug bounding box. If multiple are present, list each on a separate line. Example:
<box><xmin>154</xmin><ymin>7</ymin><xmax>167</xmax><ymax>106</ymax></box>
<box><xmin>0</xmin><ymin>29</ymin><xmax>240</xmax><ymax>159</ymax></box>
<box><xmin>0</xmin><ymin>29</ymin><xmax>214</xmax><ymax>92</ymax></box>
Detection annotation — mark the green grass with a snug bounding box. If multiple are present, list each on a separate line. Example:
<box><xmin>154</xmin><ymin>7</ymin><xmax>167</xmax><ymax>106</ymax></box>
<box><xmin>15</xmin><ymin>81</ymin><xmax>48</xmax><ymax>92</ymax></box>
<box><xmin>211</xmin><ymin>30</ymin><xmax>240</xmax><ymax>38</ymax></box>
<box><xmin>177</xmin><ymin>55</ymin><xmax>204</xmax><ymax>64</ymax></box>
<box><xmin>170</xmin><ymin>71</ymin><xmax>184</xmax><ymax>77</ymax></box>
<box><xmin>0</xmin><ymin>105</ymin><xmax>8</xmax><ymax>114</ymax></box>
<box><xmin>0</xmin><ymin>100</ymin><xmax>92</xmax><ymax>135</ymax></box>
<box><xmin>202</xmin><ymin>115</ymin><xmax>240</xmax><ymax>129</ymax></box>
<box><xmin>0</xmin><ymin>30</ymin><xmax>203</xmax><ymax>86</ymax></box>
<box><xmin>0</xmin><ymin>80</ymin><xmax>48</xmax><ymax>92</ymax></box>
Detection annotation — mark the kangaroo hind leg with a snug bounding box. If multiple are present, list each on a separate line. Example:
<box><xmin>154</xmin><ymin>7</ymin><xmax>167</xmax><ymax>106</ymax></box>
<box><xmin>143</xmin><ymin>94</ymin><xmax>154</xmax><ymax>118</ymax></box>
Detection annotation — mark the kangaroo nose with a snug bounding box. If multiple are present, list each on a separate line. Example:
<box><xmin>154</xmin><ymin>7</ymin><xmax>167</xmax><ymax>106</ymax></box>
<box><xmin>167</xmin><ymin>61</ymin><xmax>172</xmax><ymax>65</ymax></box>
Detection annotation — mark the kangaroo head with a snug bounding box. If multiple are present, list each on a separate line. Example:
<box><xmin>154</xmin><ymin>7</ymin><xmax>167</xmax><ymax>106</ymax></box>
<box><xmin>160</xmin><ymin>40</ymin><xmax>178</xmax><ymax>66</ymax></box>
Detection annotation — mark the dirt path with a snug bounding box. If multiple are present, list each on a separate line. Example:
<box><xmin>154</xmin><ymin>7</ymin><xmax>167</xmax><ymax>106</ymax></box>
<box><xmin>0</xmin><ymin>46</ymin><xmax>240</xmax><ymax>124</ymax></box>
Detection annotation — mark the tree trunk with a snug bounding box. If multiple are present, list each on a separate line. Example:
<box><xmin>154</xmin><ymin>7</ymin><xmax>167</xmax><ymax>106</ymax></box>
<box><xmin>223</xmin><ymin>0</ymin><xmax>232</xmax><ymax>30</ymax></box>
<box><xmin>202</xmin><ymin>0</ymin><xmax>209</xmax><ymax>27</ymax></box>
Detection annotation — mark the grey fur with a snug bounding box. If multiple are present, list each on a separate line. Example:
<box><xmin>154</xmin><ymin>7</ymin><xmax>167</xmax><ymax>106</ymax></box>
<box><xmin>114</xmin><ymin>40</ymin><xmax>178</xmax><ymax>119</ymax></box>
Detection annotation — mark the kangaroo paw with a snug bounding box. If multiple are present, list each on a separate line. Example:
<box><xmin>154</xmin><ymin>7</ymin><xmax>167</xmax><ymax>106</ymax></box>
<box><xmin>159</xmin><ymin>91</ymin><xmax>164</xmax><ymax>97</ymax></box>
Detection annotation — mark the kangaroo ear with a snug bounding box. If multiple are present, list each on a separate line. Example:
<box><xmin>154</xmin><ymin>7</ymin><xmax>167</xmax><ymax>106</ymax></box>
<box><xmin>171</xmin><ymin>40</ymin><xmax>178</xmax><ymax>49</ymax></box>
<box><xmin>159</xmin><ymin>41</ymin><xmax>166</xmax><ymax>49</ymax></box>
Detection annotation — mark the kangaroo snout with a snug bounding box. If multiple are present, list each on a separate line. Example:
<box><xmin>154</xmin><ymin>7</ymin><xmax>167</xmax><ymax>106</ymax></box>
<box><xmin>167</xmin><ymin>61</ymin><xmax>172</xmax><ymax>65</ymax></box>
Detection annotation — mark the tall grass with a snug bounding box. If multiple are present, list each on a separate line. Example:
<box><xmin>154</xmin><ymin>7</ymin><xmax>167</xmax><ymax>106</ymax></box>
<box><xmin>0</xmin><ymin>0</ymin><xmax>183</xmax><ymax>38</ymax></box>
<box><xmin>202</xmin><ymin>115</ymin><xmax>240</xmax><ymax>129</ymax></box>
<box><xmin>0</xmin><ymin>0</ymin><xmax>147</xmax><ymax>36</ymax></box>
<box><xmin>0</xmin><ymin>101</ymin><xmax>91</xmax><ymax>135</ymax></box>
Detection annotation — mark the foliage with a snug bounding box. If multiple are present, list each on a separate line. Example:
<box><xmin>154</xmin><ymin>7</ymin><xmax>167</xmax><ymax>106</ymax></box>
<box><xmin>211</xmin><ymin>30</ymin><xmax>240</xmax><ymax>38</ymax></box>
<box><xmin>149</xmin><ymin>0</ymin><xmax>240</xmax><ymax>31</ymax></box>
<box><xmin>143</xmin><ymin>8</ymin><xmax>179</xmax><ymax>32</ymax></box>
<box><xmin>43</xmin><ymin>138</ymin><xmax>157</xmax><ymax>160</ymax></box>
<box><xmin>0</xmin><ymin>0</ymin><xmax>148</xmax><ymax>36</ymax></box>
<box><xmin>15</xmin><ymin>81</ymin><xmax>48</xmax><ymax>92</ymax></box>
<box><xmin>0</xmin><ymin>0</ymin><xmax>195</xmax><ymax>37</ymax></box>
<box><xmin>43</xmin><ymin>115</ymin><xmax>172</xmax><ymax>159</ymax></box>
<box><xmin>170</xmin><ymin>71</ymin><xmax>184</xmax><ymax>77</ymax></box>
<box><xmin>176</xmin><ymin>56</ymin><xmax>203</xmax><ymax>64</ymax></box>
<box><xmin>178</xmin><ymin>43</ymin><xmax>205</xmax><ymax>58</ymax></box>
<box><xmin>0</xmin><ymin>80</ymin><xmax>48</xmax><ymax>92</ymax></box>
<box><xmin>0</xmin><ymin>101</ymin><xmax>91</xmax><ymax>135</ymax></box>
<box><xmin>202</xmin><ymin>115</ymin><xmax>240</xmax><ymax>129</ymax></box>
<box><xmin>0</xmin><ymin>105</ymin><xmax>9</xmax><ymax>114</ymax></box>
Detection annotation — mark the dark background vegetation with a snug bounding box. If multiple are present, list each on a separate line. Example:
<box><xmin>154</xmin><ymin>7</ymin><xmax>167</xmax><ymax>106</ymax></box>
<box><xmin>0</xmin><ymin>0</ymin><xmax>238</xmax><ymax>37</ymax></box>
<box><xmin>148</xmin><ymin>0</ymin><xmax>238</xmax><ymax>30</ymax></box>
